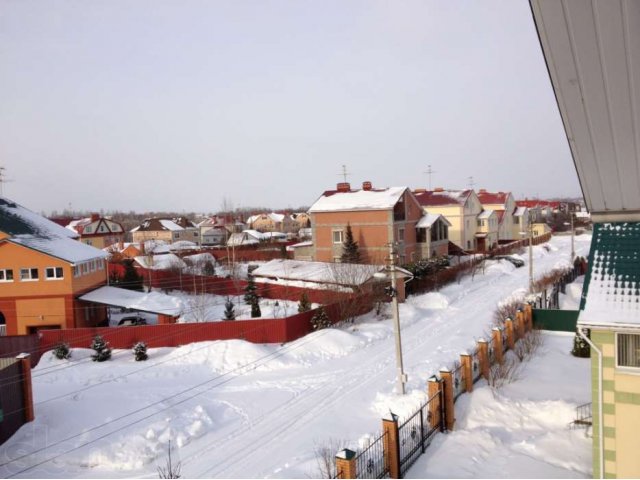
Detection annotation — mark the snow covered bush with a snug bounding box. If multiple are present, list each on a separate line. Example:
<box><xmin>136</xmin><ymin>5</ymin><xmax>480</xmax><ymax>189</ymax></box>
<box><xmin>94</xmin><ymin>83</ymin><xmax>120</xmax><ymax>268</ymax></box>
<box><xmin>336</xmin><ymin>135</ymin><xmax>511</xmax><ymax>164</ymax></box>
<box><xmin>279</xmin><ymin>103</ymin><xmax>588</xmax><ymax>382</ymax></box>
<box><xmin>250</xmin><ymin>297</ymin><xmax>262</xmax><ymax>318</ymax></box>
<box><xmin>513</xmin><ymin>328</ymin><xmax>543</xmax><ymax>362</ymax></box>
<box><xmin>311</xmin><ymin>307</ymin><xmax>331</xmax><ymax>330</ymax></box>
<box><xmin>298</xmin><ymin>292</ymin><xmax>311</xmax><ymax>313</ymax></box>
<box><xmin>488</xmin><ymin>356</ymin><xmax>521</xmax><ymax>390</ymax></box>
<box><xmin>133</xmin><ymin>341</ymin><xmax>148</xmax><ymax>361</ymax></box>
<box><xmin>90</xmin><ymin>335</ymin><xmax>112</xmax><ymax>362</ymax></box>
<box><xmin>224</xmin><ymin>297</ymin><xmax>236</xmax><ymax>320</ymax></box>
<box><xmin>571</xmin><ymin>330</ymin><xmax>591</xmax><ymax>358</ymax></box>
<box><xmin>53</xmin><ymin>341</ymin><xmax>71</xmax><ymax>360</ymax></box>
<box><xmin>314</xmin><ymin>438</ymin><xmax>348</xmax><ymax>479</ymax></box>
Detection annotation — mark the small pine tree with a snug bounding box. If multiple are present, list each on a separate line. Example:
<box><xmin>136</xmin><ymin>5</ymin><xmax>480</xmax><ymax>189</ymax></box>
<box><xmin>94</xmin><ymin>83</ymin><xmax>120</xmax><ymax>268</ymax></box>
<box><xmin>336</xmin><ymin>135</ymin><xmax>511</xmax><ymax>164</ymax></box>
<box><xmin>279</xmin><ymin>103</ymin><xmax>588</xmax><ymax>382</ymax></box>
<box><xmin>53</xmin><ymin>342</ymin><xmax>71</xmax><ymax>360</ymax></box>
<box><xmin>244</xmin><ymin>276</ymin><xmax>258</xmax><ymax>305</ymax></box>
<box><xmin>202</xmin><ymin>260</ymin><xmax>215</xmax><ymax>276</ymax></box>
<box><xmin>250</xmin><ymin>297</ymin><xmax>262</xmax><ymax>318</ymax></box>
<box><xmin>298</xmin><ymin>292</ymin><xmax>312</xmax><ymax>313</ymax></box>
<box><xmin>133</xmin><ymin>341</ymin><xmax>148</xmax><ymax>361</ymax></box>
<box><xmin>310</xmin><ymin>307</ymin><xmax>331</xmax><ymax>330</ymax></box>
<box><xmin>121</xmin><ymin>260</ymin><xmax>144</xmax><ymax>291</ymax></box>
<box><xmin>224</xmin><ymin>297</ymin><xmax>236</xmax><ymax>320</ymax></box>
<box><xmin>571</xmin><ymin>330</ymin><xmax>591</xmax><ymax>358</ymax></box>
<box><xmin>340</xmin><ymin>224</ymin><xmax>361</xmax><ymax>263</ymax></box>
<box><xmin>90</xmin><ymin>335</ymin><xmax>112</xmax><ymax>362</ymax></box>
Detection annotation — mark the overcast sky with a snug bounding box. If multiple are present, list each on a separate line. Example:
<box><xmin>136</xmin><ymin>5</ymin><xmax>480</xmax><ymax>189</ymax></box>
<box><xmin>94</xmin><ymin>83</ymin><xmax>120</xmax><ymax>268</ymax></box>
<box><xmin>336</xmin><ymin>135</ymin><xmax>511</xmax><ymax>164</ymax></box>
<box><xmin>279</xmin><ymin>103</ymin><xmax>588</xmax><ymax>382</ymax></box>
<box><xmin>0</xmin><ymin>0</ymin><xmax>581</xmax><ymax>214</ymax></box>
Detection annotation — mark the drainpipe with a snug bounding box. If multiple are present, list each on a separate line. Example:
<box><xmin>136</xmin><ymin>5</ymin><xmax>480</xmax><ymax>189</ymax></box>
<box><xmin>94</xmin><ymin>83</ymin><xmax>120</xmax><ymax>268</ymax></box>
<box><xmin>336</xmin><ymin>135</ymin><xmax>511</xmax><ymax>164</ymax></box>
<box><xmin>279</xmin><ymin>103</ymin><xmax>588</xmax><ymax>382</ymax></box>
<box><xmin>578</xmin><ymin>327</ymin><xmax>603</xmax><ymax>479</ymax></box>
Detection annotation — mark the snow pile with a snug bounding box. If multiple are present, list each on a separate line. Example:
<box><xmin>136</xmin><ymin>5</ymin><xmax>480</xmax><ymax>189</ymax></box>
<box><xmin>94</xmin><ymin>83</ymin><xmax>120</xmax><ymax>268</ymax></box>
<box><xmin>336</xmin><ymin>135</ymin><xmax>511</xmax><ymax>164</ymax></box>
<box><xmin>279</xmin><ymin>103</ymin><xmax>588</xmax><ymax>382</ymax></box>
<box><xmin>407</xmin><ymin>332</ymin><xmax>591</xmax><ymax>479</ymax></box>
<box><xmin>559</xmin><ymin>276</ymin><xmax>584</xmax><ymax>310</ymax></box>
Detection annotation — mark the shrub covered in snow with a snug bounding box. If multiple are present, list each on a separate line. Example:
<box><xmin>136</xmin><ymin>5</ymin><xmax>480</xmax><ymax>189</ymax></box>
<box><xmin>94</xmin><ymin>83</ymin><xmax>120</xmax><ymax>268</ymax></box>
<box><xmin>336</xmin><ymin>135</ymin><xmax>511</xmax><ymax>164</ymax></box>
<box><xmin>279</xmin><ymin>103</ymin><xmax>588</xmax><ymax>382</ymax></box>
<box><xmin>224</xmin><ymin>297</ymin><xmax>236</xmax><ymax>320</ymax></box>
<box><xmin>571</xmin><ymin>330</ymin><xmax>590</xmax><ymax>357</ymax></box>
<box><xmin>298</xmin><ymin>292</ymin><xmax>311</xmax><ymax>313</ymax></box>
<box><xmin>90</xmin><ymin>335</ymin><xmax>112</xmax><ymax>362</ymax></box>
<box><xmin>311</xmin><ymin>307</ymin><xmax>331</xmax><ymax>330</ymax></box>
<box><xmin>53</xmin><ymin>342</ymin><xmax>71</xmax><ymax>360</ymax></box>
<box><xmin>133</xmin><ymin>341</ymin><xmax>148</xmax><ymax>361</ymax></box>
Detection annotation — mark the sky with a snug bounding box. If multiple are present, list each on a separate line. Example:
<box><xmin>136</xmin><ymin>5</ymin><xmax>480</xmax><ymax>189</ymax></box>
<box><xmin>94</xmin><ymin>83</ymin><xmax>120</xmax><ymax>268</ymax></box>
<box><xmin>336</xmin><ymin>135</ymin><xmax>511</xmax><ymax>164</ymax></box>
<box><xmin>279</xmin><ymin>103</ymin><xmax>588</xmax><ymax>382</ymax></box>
<box><xmin>0</xmin><ymin>0</ymin><xmax>582</xmax><ymax>214</ymax></box>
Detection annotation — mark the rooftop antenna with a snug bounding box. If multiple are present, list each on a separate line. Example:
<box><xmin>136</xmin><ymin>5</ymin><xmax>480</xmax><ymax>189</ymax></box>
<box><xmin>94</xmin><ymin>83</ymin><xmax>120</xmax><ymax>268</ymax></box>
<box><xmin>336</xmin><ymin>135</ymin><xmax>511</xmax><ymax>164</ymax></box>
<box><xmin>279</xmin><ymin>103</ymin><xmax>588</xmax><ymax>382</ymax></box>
<box><xmin>338</xmin><ymin>164</ymin><xmax>351</xmax><ymax>183</ymax></box>
<box><xmin>467</xmin><ymin>176</ymin><xmax>475</xmax><ymax>189</ymax></box>
<box><xmin>424</xmin><ymin>165</ymin><xmax>436</xmax><ymax>190</ymax></box>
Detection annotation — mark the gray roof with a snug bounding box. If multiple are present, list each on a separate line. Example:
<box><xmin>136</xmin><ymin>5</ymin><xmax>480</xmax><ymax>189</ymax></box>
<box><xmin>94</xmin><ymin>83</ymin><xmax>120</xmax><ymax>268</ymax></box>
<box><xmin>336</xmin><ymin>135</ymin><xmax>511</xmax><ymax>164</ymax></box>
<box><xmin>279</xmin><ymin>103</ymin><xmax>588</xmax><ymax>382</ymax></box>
<box><xmin>0</xmin><ymin>197</ymin><xmax>108</xmax><ymax>263</ymax></box>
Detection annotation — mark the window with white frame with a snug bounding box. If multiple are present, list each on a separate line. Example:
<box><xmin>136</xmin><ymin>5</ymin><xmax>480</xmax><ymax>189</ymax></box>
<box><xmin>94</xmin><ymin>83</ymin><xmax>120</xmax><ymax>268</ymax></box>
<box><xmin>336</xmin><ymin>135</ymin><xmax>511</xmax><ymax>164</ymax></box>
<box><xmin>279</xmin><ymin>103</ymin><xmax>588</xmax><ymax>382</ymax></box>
<box><xmin>45</xmin><ymin>267</ymin><xmax>64</xmax><ymax>280</ymax></box>
<box><xmin>332</xmin><ymin>230</ymin><xmax>343</xmax><ymax>244</ymax></box>
<box><xmin>617</xmin><ymin>333</ymin><xmax>640</xmax><ymax>369</ymax></box>
<box><xmin>20</xmin><ymin>268</ymin><xmax>39</xmax><ymax>281</ymax></box>
<box><xmin>0</xmin><ymin>269</ymin><xmax>13</xmax><ymax>282</ymax></box>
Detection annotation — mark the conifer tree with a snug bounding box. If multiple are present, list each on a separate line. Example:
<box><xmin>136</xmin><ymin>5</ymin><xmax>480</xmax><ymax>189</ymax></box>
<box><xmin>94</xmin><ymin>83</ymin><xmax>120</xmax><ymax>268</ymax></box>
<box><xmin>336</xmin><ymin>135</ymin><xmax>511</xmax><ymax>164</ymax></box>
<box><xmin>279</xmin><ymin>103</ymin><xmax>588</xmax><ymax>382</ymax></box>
<box><xmin>244</xmin><ymin>276</ymin><xmax>258</xmax><ymax>305</ymax></box>
<box><xmin>298</xmin><ymin>292</ymin><xmax>312</xmax><ymax>313</ymax></box>
<box><xmin>53</xmin><ymin>342</ymin><xmax>71</xmax><ymax>360</ymax></box>
<box><xmin>571</xmin><ymin>330</ymin><xmax>590</xmax><ymax>357</ymax></box>
<box><xmin>121</xmin><ymin>259</ymin><xmax>144</xmax><ymax>291</ymax></box>
<box><xmin>250</xmin><ymin>297</ymin><xmax>262</xmax><ymax>318</ymax></box>
<box><xmin>341</xmin><ymin>224</ymin><xmax>361</xmax><ymax>263</ymax></box>
<box><xmin>224</xmin><ymin>297</ymin><xmax>236</xmax><ymax>320</ymax></box>
<box><xmin>133</xmin><ymin>341</ymin><xmax>148</xmax><ymax>361</ymax></box>
<box><xmin>90</xmin><ymin>335</ymin><xmax>112</xmax><ymax>362</ymax></box>
<box><xmin>310</xmin><ymin>307</ymin><xmax>331</xmax><ymax>330</ymax></box>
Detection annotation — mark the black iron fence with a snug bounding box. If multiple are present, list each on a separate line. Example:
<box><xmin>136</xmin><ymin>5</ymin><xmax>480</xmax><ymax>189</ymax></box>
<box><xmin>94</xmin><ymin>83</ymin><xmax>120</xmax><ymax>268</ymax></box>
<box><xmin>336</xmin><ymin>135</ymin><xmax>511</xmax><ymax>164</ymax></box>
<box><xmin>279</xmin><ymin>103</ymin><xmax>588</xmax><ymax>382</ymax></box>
<box><xmin>471</xmin><ymin>349</ymin><xmax>482</xmax><ymax>384</ymax></box>
<box><xmin>398</xmin><ymin>393</ymin><xmax>441</xmax><ymax>477</ymax></box>
<box><xmin>354</xmin><ymin>431</ymin><xmax>388</xmax><ymax>479</ymax></box>
<box><xmin>451</xmin><ymin>362</ymin><xmax>465</xmax><ymax>401</ymax></box>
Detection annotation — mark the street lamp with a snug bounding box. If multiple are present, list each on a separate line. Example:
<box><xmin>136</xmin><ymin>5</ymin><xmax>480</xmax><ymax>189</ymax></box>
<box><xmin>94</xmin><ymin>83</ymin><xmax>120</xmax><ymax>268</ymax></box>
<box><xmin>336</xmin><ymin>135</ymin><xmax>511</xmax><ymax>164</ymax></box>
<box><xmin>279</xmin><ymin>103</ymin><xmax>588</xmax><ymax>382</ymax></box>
<box><xmin>374</xmin><ymin>243</ymin><xmax>408</xmax><ymax>395</ymax></box>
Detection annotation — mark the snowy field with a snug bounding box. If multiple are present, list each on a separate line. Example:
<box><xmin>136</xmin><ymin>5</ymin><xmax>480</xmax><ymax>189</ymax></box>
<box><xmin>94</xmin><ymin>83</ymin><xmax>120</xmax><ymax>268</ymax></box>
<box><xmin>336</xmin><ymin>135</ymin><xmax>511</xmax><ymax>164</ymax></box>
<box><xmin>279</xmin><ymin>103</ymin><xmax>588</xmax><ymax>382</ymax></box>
<box><xmin>0</xmin><ymin>234</ymin><xmax>593</xmax><ymax>478</ymax></box>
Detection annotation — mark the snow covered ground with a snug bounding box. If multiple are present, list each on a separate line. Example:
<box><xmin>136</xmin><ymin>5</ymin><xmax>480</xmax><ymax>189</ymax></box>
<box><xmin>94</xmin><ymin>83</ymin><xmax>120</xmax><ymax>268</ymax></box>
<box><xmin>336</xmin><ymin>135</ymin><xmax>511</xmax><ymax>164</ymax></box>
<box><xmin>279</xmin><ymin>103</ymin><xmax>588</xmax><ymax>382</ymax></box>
<box><xmin>0</xmin><ymin>234</ymin><xmax>593</xmax><ymax>478</ymax></box>
<box><xmin>406</xmin><ymin>332</ymin><xmax>591</xmax><ymax>479</ymax></box>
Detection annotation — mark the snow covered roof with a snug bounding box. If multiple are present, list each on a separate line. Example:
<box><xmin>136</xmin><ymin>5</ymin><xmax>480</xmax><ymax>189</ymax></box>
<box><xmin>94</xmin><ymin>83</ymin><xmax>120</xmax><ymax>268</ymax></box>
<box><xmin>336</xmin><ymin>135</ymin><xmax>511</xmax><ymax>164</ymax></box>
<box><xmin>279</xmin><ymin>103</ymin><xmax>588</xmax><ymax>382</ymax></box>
<box><xmin>476</xmin><ymin>191</ymin><xmax>510</xmax><ymax>205</ymax></box>
<box><xmin>578</xmin><ymin>222</ymin><xmax>640</xmax><ymax>328</ymax></box>
<box><xmin>477</xmin><ymin>210</ymin><xmax>495</xmax><ymax>220</ymax></box>
<box><xmin>159</xmin><ymin>219</ymin><xmax>184</xmax><ymax>231</ymax></box>
<box><xmin>513</xmin><ymin>206</ymin><xmax>528</xmax><ymax>217</ymax></box>
<box><xmin>251</xmin><ymin>259</ymin><xmax>412</xmax><ymax>288</ymax></box>
<box><xmin>133</xmin><ymin>253</ymin><xmax>186</xmax><ymax>270</ymax></box>
<box><xmin>79</xmin><ymin>286</ymin><xmax>183</xmax><ymax>316</ymax></box>
<box><xmin>183</xmin><ymin>252</ymin><xmax>216</xmax><ymax>264</ymax></box>
<box><xmin>247</xmin><ymin>213</ymin><xmax>286</xmax><ymax>223</ymax></box>
<box><xmin>308</xmin><ymin>187</ymin><xmax>407</xmax><ymax>213</ymax></box>
<box><xmin>131</xmin><ymin>217</ymin><xmax>194</xmax><ymax>233</ymax></box>
<box><xmin>413</xmin><ymin>189</ymin><xmax>473</xmax><ymax>207</ymax></box>
<box><xmin>416</xmin><ymin>213</ymin><xmax>451</xmax><ymax>229</ymax></box>
<box><xmin>227</xmin><ymin>232</ymin><xmax>261</xmax><ymax>246</ymax></box>
<box><xmin>0</xmin><ymin>197</ymin><xmax>108</xmax><ymax>263</ymax></box>
<box><xmin>261</xmin><ymin>231</ymin><xmax>287</xmax><ymax>240</ymax></box>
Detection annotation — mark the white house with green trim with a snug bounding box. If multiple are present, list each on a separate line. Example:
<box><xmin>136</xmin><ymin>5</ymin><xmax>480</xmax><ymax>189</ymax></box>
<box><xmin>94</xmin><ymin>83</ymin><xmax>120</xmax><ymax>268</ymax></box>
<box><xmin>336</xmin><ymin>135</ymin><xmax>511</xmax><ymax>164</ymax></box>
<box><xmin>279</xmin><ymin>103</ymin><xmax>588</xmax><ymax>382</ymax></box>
<box><xmin>531</xmin><ymin>2</ymin><xmax>640</xmax><ymax>478</ymax></box>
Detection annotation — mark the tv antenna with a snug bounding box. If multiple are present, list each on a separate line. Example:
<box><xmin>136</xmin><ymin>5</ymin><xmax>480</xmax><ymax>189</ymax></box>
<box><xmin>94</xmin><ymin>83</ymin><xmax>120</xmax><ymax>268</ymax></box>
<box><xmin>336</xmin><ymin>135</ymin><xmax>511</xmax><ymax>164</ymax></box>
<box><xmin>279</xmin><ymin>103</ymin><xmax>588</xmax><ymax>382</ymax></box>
<box><xmin>338</xmin><ymin>164</ymin><xmax>351</xmax><ymax>183</ymax></box>
<box><xmin>467</xmin><ymin>176</ymin><xmax>476</xmax><ymax>189</ymax></box>
<box><xmin>423</xmin><ymin>165</ymin><xmax>436</xmax><ymax>190</ymax></box>
<box><xmin>0</xmin><ymin>167</ymin><xmax>12</xmax><ymax>196</ymax></box>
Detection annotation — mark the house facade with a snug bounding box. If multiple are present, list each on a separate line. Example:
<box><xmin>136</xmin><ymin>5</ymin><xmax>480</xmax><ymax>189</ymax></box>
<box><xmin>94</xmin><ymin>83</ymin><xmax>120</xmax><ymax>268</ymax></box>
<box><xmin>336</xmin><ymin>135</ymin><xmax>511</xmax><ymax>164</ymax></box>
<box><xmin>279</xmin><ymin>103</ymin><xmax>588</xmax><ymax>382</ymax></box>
<box><xmin>475</xmin><ymin>209</ymin><xmax>499</xmax><ymax>251</ymax></box>
<box><xmin>246</xmin><ymin>213</ymin><xmax>297</xmax><ymax>234</ymax></box>
<box><xmin>309</xmin><ymin>182</ymin><xmax>425</xmax><ymax>265</ymax></box>
<box><xmin>476</xmin><ymin>190</ymin><xmax>517</xmax><ymax>242</ymax></box>
<box><xmin>414</xmin><ymin>188</ymin><xmax>483</xmax><ymax>252</ymax></box>
<box><xmin>0</xmin><ymin>198</ymin><xmax>108</xmax><ymax>335</ymax></box>
<box><xmin>66</xmin><ymin>214</ymin><xmax>125</xmax><ymax>249</ymax></box>
<box><xmin>131</xmin><ymin>217</ymin><xmax>199</xmax><ymax>244</ymax></box>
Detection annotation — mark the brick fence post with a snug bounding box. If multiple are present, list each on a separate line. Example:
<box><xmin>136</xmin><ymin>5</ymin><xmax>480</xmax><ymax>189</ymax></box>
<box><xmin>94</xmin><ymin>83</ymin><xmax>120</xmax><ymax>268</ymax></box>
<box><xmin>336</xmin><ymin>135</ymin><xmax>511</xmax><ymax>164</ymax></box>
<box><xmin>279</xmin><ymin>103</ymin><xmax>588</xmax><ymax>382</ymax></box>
<box><xmin>505</xmin><ymin>318</ymin><xmax>515</xmax><ymax>350</ymax></box>
<box><xmin>524</xmin><ymin>303</ymin><xmax>533</xmax><ymax>332</ymax></box>
<box><xmin>439</xmin><ymin>368</ymin><xmax>455</xmax><ymax>431</ymax></box>
<box><xmin>382</xmin><ymin>414</ymin><xmax>401</xmax><ymax>479</ymax></box>
<box><xmin>335</xmin><ymin>449</ymin><xmax>357</xmax><ymax>479</ymax></box>
<box><xmin>17</xmin><ymin>353</ymin><xmax>34</xmax><ymax>423</ymax></box>
<box><xmin>492</xmin><ymin>327</ymin><xmax>503</xmax><ymax>364</ymax></box>
<box><xmin>427</xmin><ymin>376</ymin><xmax>443</xmax><ymax>431</ymax></box>
<box><xmin>477</xmin><ymin>339</ymin><xmax>490</xmax><ymax>380</ymax></box>
<box><xmin>460</xmin><ymin>353</ymin><xmax>473</xmax><ymax>393</ymax></box>
<box><xmin>515</xmin><ymin>310</ymin><xmax>525</xmax><ymax>339</ymax></box>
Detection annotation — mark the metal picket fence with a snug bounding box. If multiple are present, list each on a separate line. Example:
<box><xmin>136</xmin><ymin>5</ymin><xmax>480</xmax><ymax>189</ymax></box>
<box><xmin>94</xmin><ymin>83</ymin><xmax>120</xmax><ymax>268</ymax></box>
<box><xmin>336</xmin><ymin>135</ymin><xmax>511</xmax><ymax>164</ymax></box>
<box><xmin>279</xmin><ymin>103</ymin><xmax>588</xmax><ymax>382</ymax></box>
<box><xmin>398</xmin><ymin>392</ymin><xmax>442</xmax><ymax>477</ymax></box>
<box><xmin>354</xmin><ymin>431</ymin><xmax>389</xmax><ymax>479</ymax></box>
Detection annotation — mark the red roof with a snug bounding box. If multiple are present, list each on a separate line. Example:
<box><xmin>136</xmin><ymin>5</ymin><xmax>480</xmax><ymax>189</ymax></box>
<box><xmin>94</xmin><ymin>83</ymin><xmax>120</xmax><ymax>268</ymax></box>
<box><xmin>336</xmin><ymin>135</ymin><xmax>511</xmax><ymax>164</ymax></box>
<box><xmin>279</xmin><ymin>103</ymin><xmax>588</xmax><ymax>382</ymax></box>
<box><xmin>516</xmin><ymin>200</ymin><xmax>556</xmax><ymax>209</ymax></box>
<box><xmin>477</xmin><ymin>191</ymin><xmax>509</xmax><ymax>205</ymax></box>
<box><xmin>413</xmin><ymin>189</ymin><xmax>472</xmax><ymax>206</ymax></box>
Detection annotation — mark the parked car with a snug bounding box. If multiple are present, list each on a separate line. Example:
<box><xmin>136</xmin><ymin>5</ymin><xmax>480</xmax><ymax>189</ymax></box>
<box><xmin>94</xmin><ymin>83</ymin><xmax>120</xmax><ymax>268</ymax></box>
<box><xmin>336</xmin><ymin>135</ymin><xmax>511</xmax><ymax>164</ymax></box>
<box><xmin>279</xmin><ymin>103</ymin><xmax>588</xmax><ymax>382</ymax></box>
<box><xmin>118</xmin><ymin>316</ymin><xmax>147</xmax><ymax>326</ymax></box>
<box><xmin>493</xmin><ymin>255</ymin><xmax>525</xmax><ymax>268</ymax></box>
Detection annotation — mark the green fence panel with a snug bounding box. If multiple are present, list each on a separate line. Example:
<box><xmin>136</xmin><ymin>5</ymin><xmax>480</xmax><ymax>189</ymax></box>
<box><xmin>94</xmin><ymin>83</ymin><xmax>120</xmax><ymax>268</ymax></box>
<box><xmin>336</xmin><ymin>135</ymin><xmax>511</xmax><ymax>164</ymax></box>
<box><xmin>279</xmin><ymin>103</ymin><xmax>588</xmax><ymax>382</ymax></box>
<box><xmin>532</xmin><ymin>309</ymin><xmax>580</xmax><ymax>332</ymax></box>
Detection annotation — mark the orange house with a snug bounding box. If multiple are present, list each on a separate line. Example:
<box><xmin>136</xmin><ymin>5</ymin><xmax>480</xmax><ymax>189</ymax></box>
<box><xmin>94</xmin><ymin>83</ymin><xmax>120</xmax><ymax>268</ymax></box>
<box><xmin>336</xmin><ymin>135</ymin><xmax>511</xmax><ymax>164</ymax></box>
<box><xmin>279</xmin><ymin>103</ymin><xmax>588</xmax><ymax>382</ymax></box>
<box><xmin>0</xmin><ymin>198</ymin><xmax>108</xmax><ymax>335</ymax></box>
<box><xmin>308</xmin><ymin>182</ymin><xmax>426</xmax><ymax>265</ymax></box>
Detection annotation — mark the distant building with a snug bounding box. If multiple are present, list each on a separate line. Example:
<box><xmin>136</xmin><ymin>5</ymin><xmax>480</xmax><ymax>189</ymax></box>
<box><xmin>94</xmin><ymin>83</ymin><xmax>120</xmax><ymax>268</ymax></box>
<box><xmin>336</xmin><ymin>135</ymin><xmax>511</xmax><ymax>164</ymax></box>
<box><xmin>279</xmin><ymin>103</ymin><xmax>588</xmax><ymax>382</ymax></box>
<box><xmin>65</xmin><ymin>214</ymin><xmax>125</xmax><ymax>249</ymax></box>
<box><xmin>131</xmin><ymin>217</ymin><xmax>199</xmax><ymax>244</ymax></box>
<box><xmin>246</xmin><ymin>213</ymin><xmax>297</xmax><ymax>233</ymax></box>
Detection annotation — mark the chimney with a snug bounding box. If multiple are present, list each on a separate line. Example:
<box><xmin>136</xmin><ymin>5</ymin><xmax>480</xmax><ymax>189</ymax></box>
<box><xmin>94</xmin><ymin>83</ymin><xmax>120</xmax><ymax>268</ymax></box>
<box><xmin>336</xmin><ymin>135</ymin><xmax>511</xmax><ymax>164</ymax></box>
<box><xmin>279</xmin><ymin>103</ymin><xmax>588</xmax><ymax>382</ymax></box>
<box><xmin>90</xmin><ymin>213</ymin><xmax>99</xmax><ymax>222</ymax></box>
<box><xmin>337</xmin><ymin>182</ymin><xmax>351</xmax><ymax>192</ymax></box>
<box><xmin>479</xmin><ymin>189</ymin><xmax>487</xmax><ymax>193</ymax></box>
<box><xmin>434</xmin><ymin>187</ymin><xmax>444</xmax><ymax>192</ymax></box>
<box><xmin>414</xmin><ymin>188</ymin><xmax>426</xmax><ymax>193</ymax></box>
<box><xmin>362</xmin><ymin>181</ymin><xmax>372</xmax><ymax>191</ymax></box>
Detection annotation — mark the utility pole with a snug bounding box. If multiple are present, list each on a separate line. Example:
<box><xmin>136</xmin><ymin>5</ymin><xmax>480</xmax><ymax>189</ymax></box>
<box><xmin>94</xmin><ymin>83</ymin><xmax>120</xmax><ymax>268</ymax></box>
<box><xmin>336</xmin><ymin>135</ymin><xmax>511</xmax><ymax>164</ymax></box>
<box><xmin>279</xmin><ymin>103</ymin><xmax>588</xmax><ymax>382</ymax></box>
<box><xmin>528</xmin><ymin>219</ymin><xmax>534</xmax><ymax>293</ymax></box>
<box><xmin>387</xmin><ymin>243</ymin><xmax>407</xmax><ymax>395</ymax></box>
<box><xmin>424</xmin><ymin>165</ymin><xmax>436</xmax><ymax>190</ymax></box>
<box><xmin>570</xmin><ymin>212</ymin><xmax>575</xmax><ymax>262</ymax></box>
